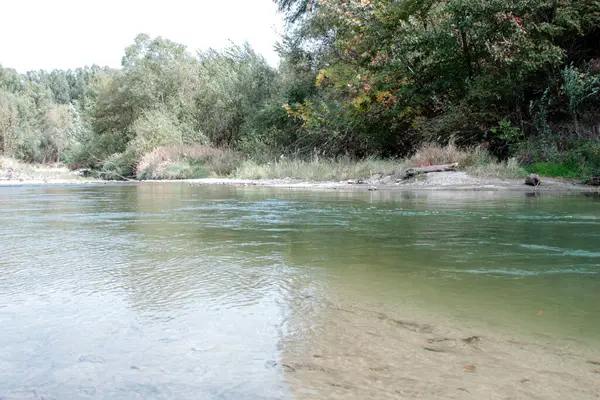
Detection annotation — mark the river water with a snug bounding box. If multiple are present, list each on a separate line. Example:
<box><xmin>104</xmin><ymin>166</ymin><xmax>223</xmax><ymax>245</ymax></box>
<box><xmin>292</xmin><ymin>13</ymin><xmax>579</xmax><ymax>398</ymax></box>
<box><xmin>0</xmin><ymin>184</ymin><xmax>599</xmax><ymax>399</ymax></box>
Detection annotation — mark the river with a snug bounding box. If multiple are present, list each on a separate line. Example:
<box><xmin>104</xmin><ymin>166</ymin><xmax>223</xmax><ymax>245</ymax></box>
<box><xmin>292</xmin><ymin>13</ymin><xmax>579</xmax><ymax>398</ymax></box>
<box><xmin>0</xmin><ymin>184</ymin><xmax>599</xmax><ymax>399</ymax></box>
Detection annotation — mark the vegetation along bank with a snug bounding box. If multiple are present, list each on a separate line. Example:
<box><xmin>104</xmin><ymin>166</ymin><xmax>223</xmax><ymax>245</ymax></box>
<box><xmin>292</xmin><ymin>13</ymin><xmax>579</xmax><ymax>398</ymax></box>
<box><xmin>1</xmin><ymin>0</ymin><xmax>599</xmax><ymax>185</ymax></box>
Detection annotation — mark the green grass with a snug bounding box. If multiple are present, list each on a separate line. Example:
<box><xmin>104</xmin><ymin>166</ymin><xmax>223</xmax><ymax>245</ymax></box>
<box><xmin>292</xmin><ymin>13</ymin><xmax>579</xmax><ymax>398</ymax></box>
<box><xmin>526</xmin><ymin>162</ymin><xmax>580</xmax><ymax>178</ymax></box>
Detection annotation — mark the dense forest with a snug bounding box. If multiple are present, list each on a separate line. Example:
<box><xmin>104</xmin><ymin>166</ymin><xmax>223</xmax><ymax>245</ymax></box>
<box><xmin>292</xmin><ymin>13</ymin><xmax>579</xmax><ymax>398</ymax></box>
<box><xmin>1</xmin><ymin>0</ymin><xmax>599</xmax><ymax>180</ymax></box>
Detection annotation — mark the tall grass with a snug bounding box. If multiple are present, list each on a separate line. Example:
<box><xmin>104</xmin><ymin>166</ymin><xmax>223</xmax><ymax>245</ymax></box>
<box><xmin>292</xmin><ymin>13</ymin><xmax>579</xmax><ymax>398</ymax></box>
<box><xmin>410</xmin><ymin>142</ymin><xmax>488</xmax><ymax>167</ymax></box>
<box><xmin>232</xmin><ymin>144</ymin><xmax>526</xmax><ymax>181</ymax></box>
<box><xmin>234</xmin><ymin>157</ymin><xmax>408</xmax><ymax>181</ymax></box>
<box><xmin>466</xmin><ymin>158</ymin><xmax>527</xmax><ymax>179</ymax></box>
<box><xmin>132</xmin><ymin>143</ymin><xmax>527</xmax><ymax>181</ymax></box>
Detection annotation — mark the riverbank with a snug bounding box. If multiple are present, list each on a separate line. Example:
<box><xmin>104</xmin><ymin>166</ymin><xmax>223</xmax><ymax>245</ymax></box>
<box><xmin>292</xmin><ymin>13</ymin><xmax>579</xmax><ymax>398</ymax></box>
<box><xmin>1</xmin><ymin>172</ymin><xmax>596</xmax><ymax>192</ymax></box>
<box><xmin>180</xmin><ymin>173</ymin><xmax>596</xmax><ymax>192</ymax></box>
<box><xmin>1</xmin><ymin>155</ymin><xmax>597</xmax><ymax>192</ymax></box>
<box><xmin>0</xmin><ymin>158</ymin><xmax>103</xmax><ymax>185</ymax></box>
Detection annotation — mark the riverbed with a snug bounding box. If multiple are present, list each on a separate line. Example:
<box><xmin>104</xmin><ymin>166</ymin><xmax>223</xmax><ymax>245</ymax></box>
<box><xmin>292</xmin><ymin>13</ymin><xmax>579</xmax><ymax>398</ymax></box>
<box><xmin>0</xmin><ymin>184</ymin><xmax>599</xmax><ymax>399</ymax></box>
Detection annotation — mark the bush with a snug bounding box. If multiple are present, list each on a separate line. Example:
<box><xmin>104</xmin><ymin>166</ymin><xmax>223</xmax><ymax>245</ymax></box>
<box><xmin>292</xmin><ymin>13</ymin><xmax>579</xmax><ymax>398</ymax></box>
<box><xmin>518</xmin><ymin>137</ymin><xmax>600</xmax><ymax>181</ymax></box>
<box><xmin>99</xmin><ymin>150</ymin><xmax>138</xmax><ymax>180</ymax></box>
<box><xmin>153</xmin><ymin>161</ymin><xmax>208</xmax><ymax>180</ymax></box>
<box><xmin>136</xmin><ymin>145</ymin><xmax>241</xmax><ymax>180</ymax></box>
<box><xmin>64</xmin><ymin>132</ymin><xmax>128</xmax><ymax>170</ymax></box>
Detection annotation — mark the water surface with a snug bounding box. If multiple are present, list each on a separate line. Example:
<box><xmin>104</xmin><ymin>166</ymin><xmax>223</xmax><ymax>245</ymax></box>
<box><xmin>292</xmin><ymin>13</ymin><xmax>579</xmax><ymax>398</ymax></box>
<box><xmin>0</xmin><ymin>184</ymin><xmax>599</xmax><ymax>399</ymax></box>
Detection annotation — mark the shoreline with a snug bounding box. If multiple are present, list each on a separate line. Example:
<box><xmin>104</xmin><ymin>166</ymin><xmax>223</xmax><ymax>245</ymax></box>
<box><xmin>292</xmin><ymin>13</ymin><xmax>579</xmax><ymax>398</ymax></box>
<box><xmin>182</xmin><ymin>176</ymin><xmax>598</xmax><ymax>193</ymax></box>
<box><xmin>1</xmin><ymin>174</ymin><xmax>597</xmax><ymax>193</ymax></box>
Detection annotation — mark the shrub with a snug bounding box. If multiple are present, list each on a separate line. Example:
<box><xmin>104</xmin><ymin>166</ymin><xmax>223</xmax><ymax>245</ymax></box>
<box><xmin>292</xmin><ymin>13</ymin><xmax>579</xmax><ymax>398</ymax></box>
<box><xmin>152</xmin><ymin>161</ymin><xmax>208</xmax><ymax>180</ymax></box>
<box><xmin>136</xmin><ymin>145</ymin><xmax>241</xmax><ymax>180</ymax></box>
<box><xmin>99</xmin><ymin>150</ymin><xmax>138</xmax><ymax>180</ymax></box>
<box><xmin>518</xmin><ymin>136</ymin><xmax>600</xmax><ymax>180</ymax></box>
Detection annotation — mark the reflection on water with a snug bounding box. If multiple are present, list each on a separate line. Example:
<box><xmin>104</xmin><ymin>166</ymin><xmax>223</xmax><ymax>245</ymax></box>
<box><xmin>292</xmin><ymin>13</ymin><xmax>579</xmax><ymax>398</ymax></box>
<box><xmin>0</xmin><ymin>184</ymin><xmax>599</xmax><ymax>399</ymax></box>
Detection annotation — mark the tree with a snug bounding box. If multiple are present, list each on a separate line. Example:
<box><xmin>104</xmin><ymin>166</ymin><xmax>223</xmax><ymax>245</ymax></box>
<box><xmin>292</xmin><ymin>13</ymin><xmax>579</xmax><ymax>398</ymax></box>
<box><xmin>93</xmin><ymin>34</ymin><xmax>201</xmax><ymax>145</ymax></box>
<box><xmin>0</xmin><ymin>91</ymin><xmax>18</xmax><ymax>155</ymax></box>
<box><xmin>195</xmin><ymin>43</ymin><xmax>278</xmax><ymax>146</ymax></box>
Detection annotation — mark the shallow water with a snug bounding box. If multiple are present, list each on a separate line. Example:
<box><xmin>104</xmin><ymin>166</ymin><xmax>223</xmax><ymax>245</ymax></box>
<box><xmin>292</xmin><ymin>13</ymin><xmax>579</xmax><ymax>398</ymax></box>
<box><xmin>0</xmin><ymin>184</ymin><xmax>599</xmax><ymax>399</ymax></box>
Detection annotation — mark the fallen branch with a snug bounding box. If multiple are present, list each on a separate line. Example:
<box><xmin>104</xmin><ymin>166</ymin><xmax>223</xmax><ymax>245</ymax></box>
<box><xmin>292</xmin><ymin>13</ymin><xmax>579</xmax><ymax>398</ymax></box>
<box><xmin>402</xmin><ymin>162</ymin><xmax>458</xmax><ymax>179</ymax></box>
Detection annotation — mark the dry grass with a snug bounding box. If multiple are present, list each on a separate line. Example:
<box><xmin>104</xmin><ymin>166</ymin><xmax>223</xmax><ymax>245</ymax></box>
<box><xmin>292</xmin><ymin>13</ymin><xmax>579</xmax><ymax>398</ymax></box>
<box><xmin>0</xmin><ymin>156</ymin><xmax>76</xmax><ymax>181</ymax></box>
<box><xmin>409</xmin><ymin>143</ymin><xmax>526</xmax><ymax>179</ymax></box>
<box><xmin>466</xmin><ymin>158</ymin><xmax>527</xmax><ymax>179</ymax></box>
<box><xmin>233</xmin><ymin>143</ymin><xmax>526</xmax><ymax>181</ymax></box>
<box><xmin>136</xmin><ymin>145</ymin><xmax>241</xmax><ymax>180</ymax></box>
<box><xmin>409</xmin><ymin>142</ymin><xmax>490</xmax><ymax>167</ymax></box>
<box><xmin>234</xmin><ymin>157</ymin><xmax>408</xmax><ymax>181</ymax></box>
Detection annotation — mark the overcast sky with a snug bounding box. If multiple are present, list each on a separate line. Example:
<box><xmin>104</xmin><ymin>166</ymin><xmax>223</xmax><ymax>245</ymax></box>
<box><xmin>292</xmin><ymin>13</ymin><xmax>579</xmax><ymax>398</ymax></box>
<box><xmin>0</xmin><ymin>0</ymin><xmax>284</xmax><ymax>72</ymax></box>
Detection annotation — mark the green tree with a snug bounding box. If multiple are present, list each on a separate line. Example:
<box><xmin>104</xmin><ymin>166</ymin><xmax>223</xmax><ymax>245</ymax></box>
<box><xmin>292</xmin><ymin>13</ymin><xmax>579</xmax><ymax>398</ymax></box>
<box><xmin>195</xmin><ymin>43</ymin><xmax>278</xmax><ymax>146</ymax></box>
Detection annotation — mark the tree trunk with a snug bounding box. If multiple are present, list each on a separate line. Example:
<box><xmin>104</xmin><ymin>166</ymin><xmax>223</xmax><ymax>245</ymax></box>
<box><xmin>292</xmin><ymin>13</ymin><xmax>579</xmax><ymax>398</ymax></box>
<box><xmin>458</xmin><ymin>26</ymin><xmax>474</xmax><ymax>80</ymax></box>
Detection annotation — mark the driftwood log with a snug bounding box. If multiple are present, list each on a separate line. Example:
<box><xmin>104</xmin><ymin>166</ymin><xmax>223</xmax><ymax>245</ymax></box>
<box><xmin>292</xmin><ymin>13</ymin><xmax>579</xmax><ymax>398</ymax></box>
<box><xmin>402</xmin><ymin>163</ymin><xmax>458</xmax><ymax>180</ymax></box>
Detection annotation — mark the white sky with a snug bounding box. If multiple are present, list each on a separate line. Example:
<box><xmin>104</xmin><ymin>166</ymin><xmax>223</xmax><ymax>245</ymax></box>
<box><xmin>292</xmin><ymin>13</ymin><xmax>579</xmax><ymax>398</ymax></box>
<box><xmin>0</xmin><ymin>0</ymin><xmax>284</xmax><ymax>72</ymax></box>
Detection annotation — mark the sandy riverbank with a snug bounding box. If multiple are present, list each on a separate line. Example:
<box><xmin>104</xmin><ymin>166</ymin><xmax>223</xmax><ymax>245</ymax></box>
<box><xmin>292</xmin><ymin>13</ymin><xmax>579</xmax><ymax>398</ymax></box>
<box><xmin>0</xmin><ymin>160</ymin><xmax>111</xmax><ymax>186</ymax></box>
<box><xmin>1</xmin><ymin>158</ymin><xmax>597</xmax><ymax>192</ymax></box>
<box><xmin>178</xmin><ymin>173</ymin><xmax>597</xmax><ymax>193</ymax></box>
<box><xmin>1</xmin><ymin>173</ymin><xmax>597</xmax><ymax>192</ymax></box>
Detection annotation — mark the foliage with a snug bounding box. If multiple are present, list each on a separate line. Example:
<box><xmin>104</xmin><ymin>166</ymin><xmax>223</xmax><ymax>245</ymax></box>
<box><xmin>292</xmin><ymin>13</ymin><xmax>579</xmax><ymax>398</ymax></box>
<box><xmin>523</xmin><ymin>139</ymin><xmax>600</xmax><ymax>179</ymax></box>
<box><xmin>562</xmin><ymin>64</ymin><xmax>600</xmax><ymax>123</ymax></box>
<box><xmin>195</xmin><ymin>44</ymin><xmax>278</xmax><ymax>146</ymax></box>
<box><xmin>277</xmin><ymin>0</ymin><xmax>600</xmax><ymax>158</ymax></box>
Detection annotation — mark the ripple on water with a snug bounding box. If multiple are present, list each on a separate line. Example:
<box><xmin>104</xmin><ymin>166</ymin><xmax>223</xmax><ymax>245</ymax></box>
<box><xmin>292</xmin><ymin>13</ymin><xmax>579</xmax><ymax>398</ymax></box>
<box><xmin>2</xmin><ymin>186</ymin><xmax>600</xmax><ymax>399</ymax></box>
<box><xmin>521</xmin><ymin>244</ymin><xmax>600</xmax><ymax>258</ymax></box>
<box><xmin>458</xmin><ymin>268</ymin><xmax>599</xmax><ymax>276</ymax></box>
